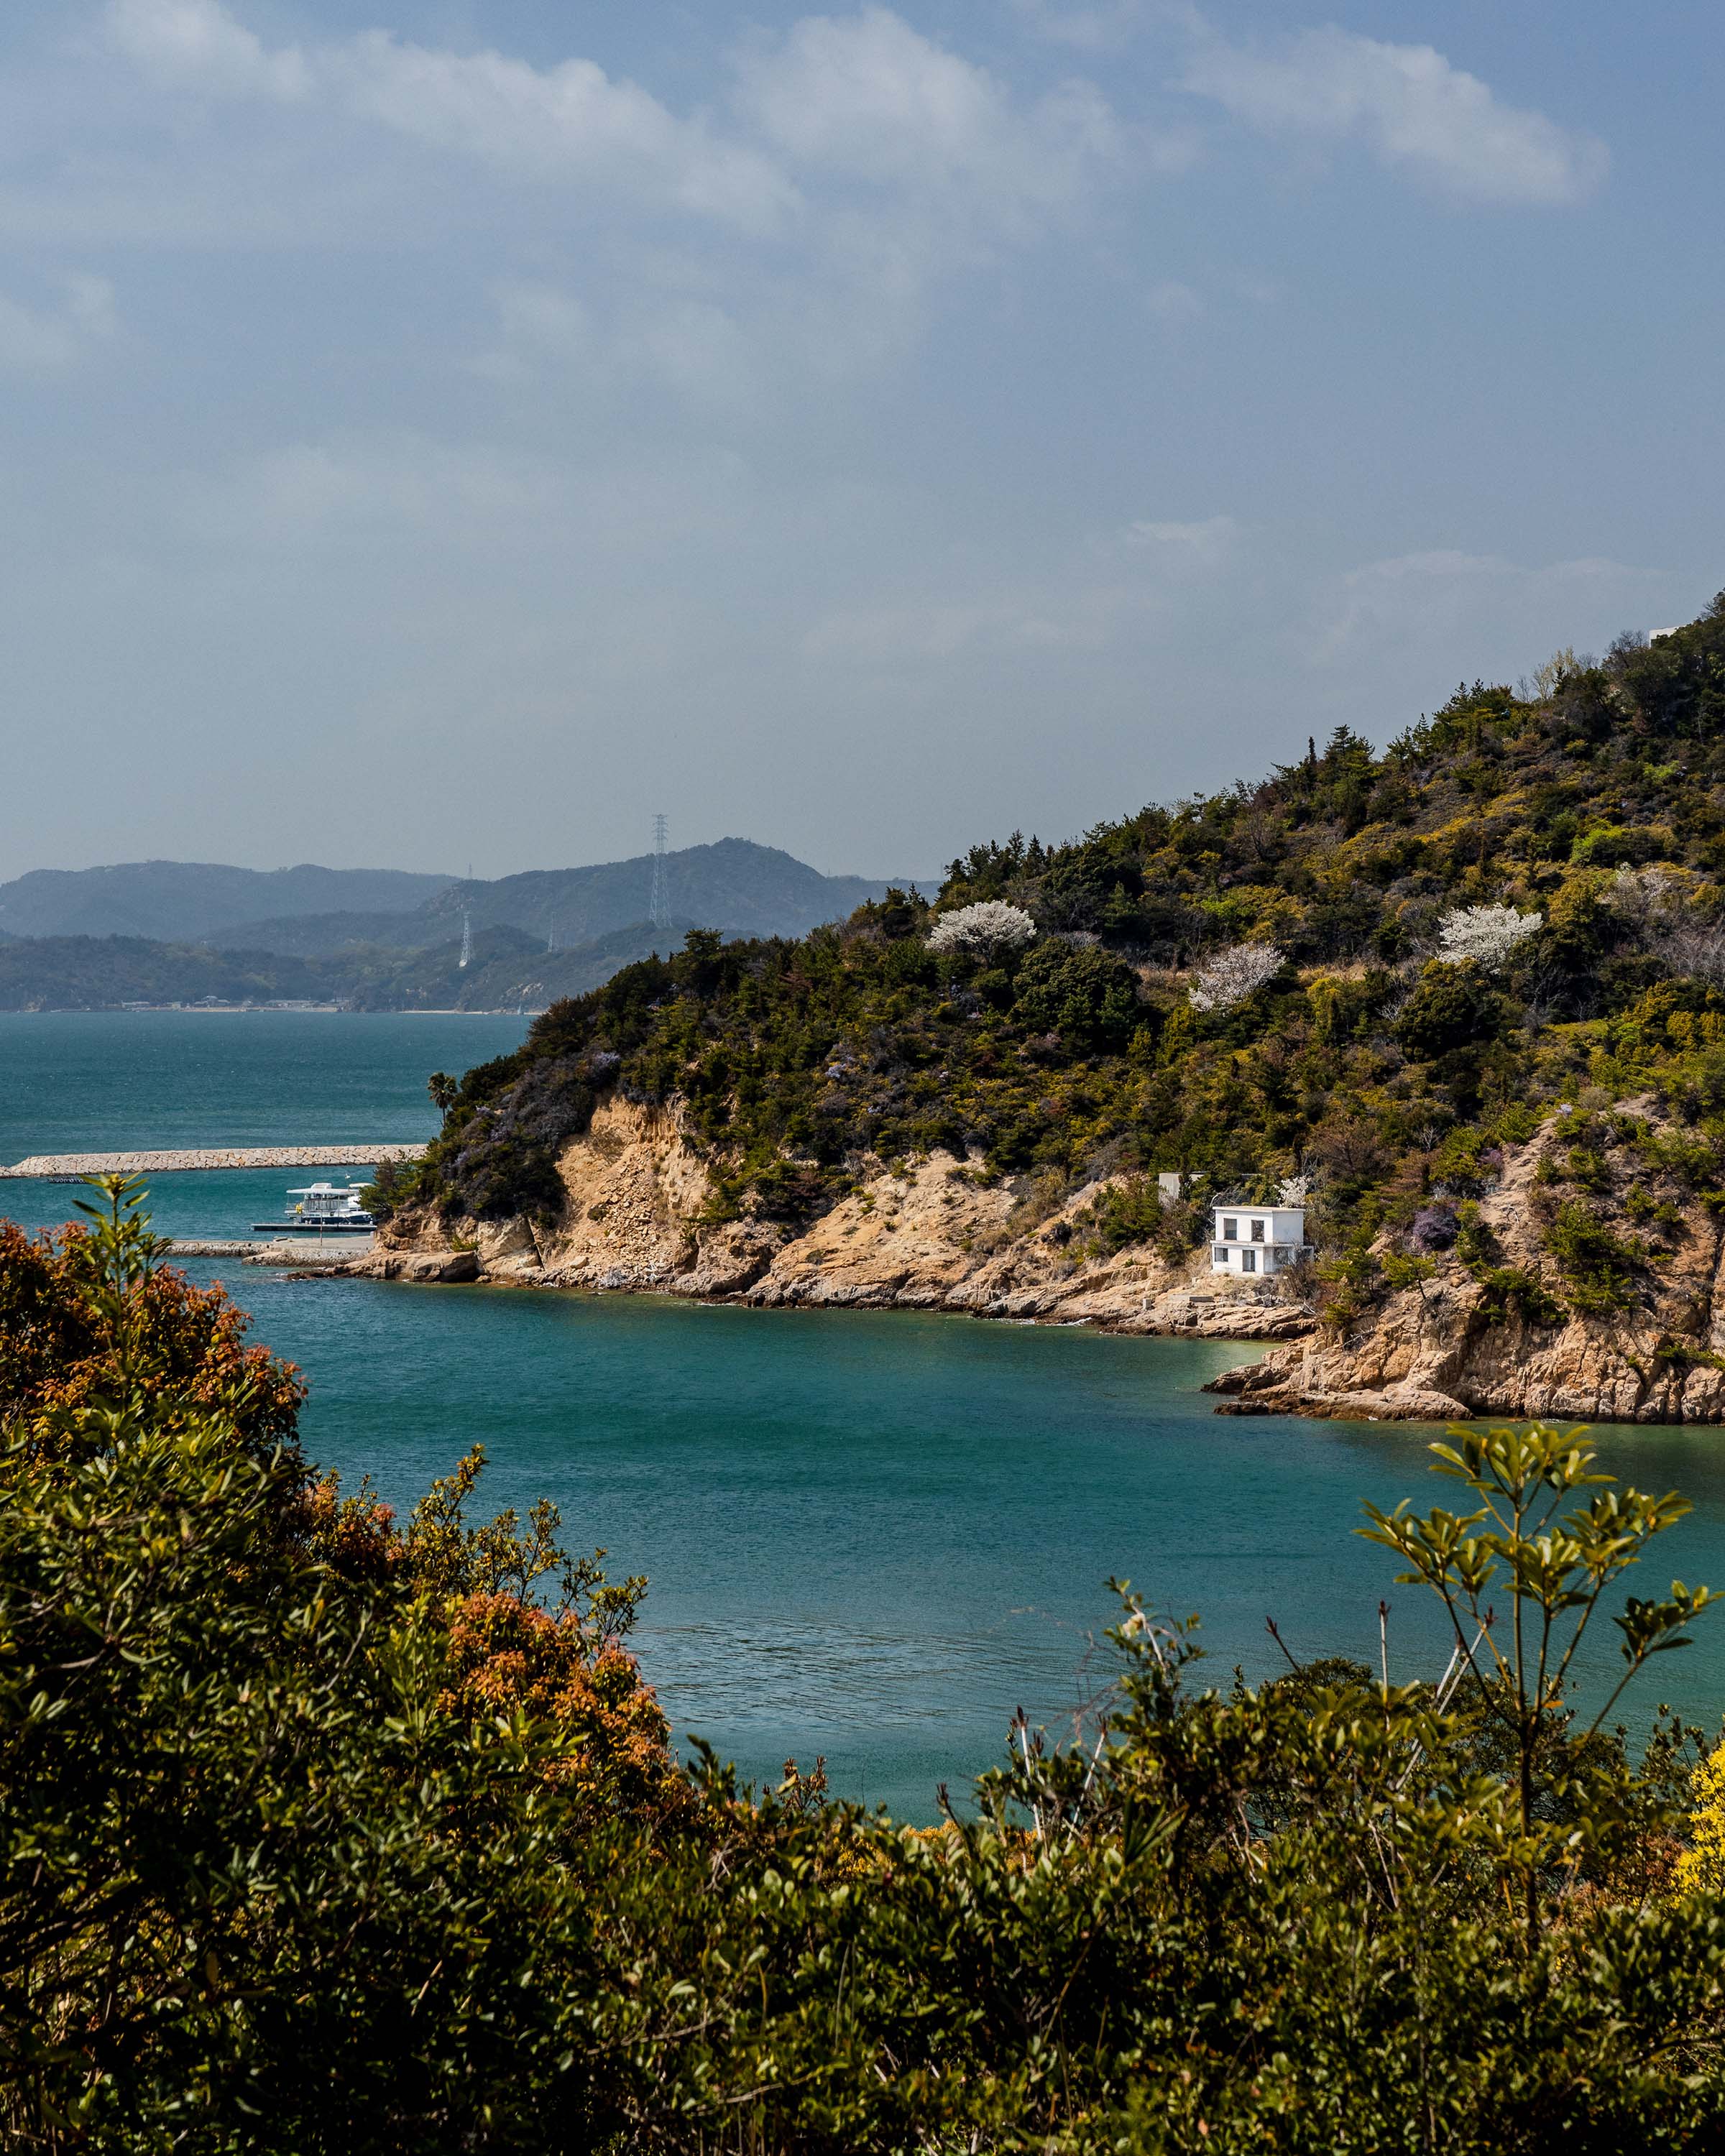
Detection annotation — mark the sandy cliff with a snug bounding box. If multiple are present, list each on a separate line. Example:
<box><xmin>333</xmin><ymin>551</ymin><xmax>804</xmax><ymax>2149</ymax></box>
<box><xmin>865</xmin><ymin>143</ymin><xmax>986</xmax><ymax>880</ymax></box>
<box><xmin>356</xmin><ymin>1097</ymin><xmax>1310</xmax><ymax>1342</ymax></box>
<box><xmin>346</xmin><ymin>1093</ymin><xmax>1725</xmax><ymax>1421</ymax></box>
<box><xmin>1209</xmin><ymin>1100</ymin><xmax>1725</xmax><ymax>1424</ymax></box>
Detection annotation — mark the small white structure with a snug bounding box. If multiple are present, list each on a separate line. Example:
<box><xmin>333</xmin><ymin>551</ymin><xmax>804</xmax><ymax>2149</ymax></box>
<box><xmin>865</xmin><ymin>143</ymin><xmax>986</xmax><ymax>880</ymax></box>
<box><xmin>1210</xmin><ymin>1202</ymin><xmax>1310</xmax><ymax>1276</ymax></box>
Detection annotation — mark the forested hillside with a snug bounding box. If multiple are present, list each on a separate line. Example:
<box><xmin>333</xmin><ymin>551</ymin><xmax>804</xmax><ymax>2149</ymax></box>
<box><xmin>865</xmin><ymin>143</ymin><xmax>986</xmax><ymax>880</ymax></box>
<box><xmin>387</xmin><ymin>599</ymin><xmax>1725</xmax><ymax>1290</ymax></box>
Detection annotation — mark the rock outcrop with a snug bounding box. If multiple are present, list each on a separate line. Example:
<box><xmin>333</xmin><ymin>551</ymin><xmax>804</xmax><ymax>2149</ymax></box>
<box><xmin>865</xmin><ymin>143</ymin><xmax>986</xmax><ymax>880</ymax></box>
<box><xmin>341</xmin><ymin>1092</ymin><xmax>1725</xmax><ymax>1419</ymax></box>
<box><xmin>1208</xmin><ymin>1100</ymin><xmax>1725</xmax><ymax>1424</ymax></box>
<box><xmin>353</xmin><ymin>1097</ymin><xmax>1311</xmax><ymax>1345</ymax></box>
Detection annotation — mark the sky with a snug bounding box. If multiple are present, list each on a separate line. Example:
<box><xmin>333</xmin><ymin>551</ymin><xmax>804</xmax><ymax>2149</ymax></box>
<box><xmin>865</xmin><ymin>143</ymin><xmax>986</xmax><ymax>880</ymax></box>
<box><xmin>0</xmin><ymin>1</ymin><xmax>1719</xmax><ymax>881</ymax></box>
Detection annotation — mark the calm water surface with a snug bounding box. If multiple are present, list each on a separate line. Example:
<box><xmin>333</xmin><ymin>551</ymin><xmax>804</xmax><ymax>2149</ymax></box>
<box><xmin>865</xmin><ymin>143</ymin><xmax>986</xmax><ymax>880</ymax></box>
<box><xmin>6</xmin><ymin>1013</ymin><xmax>1725</xmax><ymax>1820</ymax></box>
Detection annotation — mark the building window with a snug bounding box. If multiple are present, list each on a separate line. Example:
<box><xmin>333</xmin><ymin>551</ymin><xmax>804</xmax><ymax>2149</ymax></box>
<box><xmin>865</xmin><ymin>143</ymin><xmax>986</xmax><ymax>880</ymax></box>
<box><xmin>1251</xmin><ymin>1218</ymin><xmax>1265</xmax><ymax>1242</ymax></box>
<box><xmin>1241</xmin><ymin>1248</ymin><xmax>1256</xmax><ymax>1273</ymax></box>
<box><xmin>1213</xmin><ymin>1245</ymin><xmax>1228</xmax><ymax>1263</ymax></box>
<box><xmin>1223</xmin><ymin>1217</ymin><xmax>1238</xmax><ymax>1240</ymax></box>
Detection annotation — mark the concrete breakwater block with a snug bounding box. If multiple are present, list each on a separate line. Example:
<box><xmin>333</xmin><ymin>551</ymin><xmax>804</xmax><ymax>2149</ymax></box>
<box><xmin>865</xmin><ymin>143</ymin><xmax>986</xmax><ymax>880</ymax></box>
<box><xmin>157</xmin><ymin>1238</ymin><xmax>373</xmax><ymax>1267</ymax></box>
<box><xmin>0</xmin><ymin>1145</ymin><xmax>426</xmax><ymax>1179</ymax></box>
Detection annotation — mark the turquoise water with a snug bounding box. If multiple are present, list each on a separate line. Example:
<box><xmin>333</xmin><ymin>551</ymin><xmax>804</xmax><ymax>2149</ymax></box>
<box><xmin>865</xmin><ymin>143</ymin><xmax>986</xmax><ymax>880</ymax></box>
<box><xmin>0</xmin><ymin>1010</ymin><xmax>529</xmax><ymax>1159</ymax></box>
<box><xmin>6</xmin><ymin>1013</ymin><xmax>1725</xmax><ymax>1819</ymax></box>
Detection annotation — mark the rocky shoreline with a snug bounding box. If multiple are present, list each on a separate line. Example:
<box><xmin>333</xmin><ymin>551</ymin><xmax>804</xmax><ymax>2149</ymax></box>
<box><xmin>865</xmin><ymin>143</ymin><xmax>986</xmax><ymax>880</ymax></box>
<box><xmin>322</xmin><ymin>1093</ymin><xmax>1725</xmax><ymax>1427</ymax></box>
<box><xmin>1203</xmin><ymin>1098</ymin><xmax>1725</xmax><ymax>1427</ymax></box>
<box><xmin>340</xmin><ymin>1099</ymin><xmax>1313</xmax><ymax>1348</ymax></box>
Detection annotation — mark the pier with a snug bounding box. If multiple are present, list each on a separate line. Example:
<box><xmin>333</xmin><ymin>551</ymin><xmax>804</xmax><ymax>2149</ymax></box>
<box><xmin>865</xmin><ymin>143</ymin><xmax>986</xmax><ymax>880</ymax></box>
<box><xmin>0</xmin><ymin>1144</ymin><xmax>427</xmax><ymax>1180</ymax></box>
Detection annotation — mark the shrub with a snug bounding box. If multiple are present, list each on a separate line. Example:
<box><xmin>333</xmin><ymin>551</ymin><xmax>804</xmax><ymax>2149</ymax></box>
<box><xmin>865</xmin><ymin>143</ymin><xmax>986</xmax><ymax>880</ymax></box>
<box><xmin>1011</xmin><ymin>940</ymin><xmax>1141</xmax><ymax>1051</ymax></box>
<box><xmin>9</xmin><ymin>1212</ymin><xmax>1725</xmax><ymax>2152</ymax></box>
<box><xmin>1543</xmin><ymin>1198</ymin><xmax>1650</xmax><ymax>1314</ymax></box>
<box><xmin>1409</xmin><ymin>1200</ymin><xmax>1460</xmax><ymax>1251</ymax></box>
<box><xmin>1395</xmin><ymin>961</ymin><xmax>1511</xmax><ymax>1060</ymax></box>
<box><xmin>1072</xmin><ymin>1174</ymin><xmax>1162</xmax><ymax>1255</ymax></box>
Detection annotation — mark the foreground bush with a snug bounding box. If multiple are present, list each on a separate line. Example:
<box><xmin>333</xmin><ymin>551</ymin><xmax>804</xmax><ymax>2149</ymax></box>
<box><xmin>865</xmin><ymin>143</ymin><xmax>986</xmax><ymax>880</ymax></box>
<box><xmin>6</xmin><ymin>1183</ymin><xmax>1725</xmax><ymax>2150</ymax></box>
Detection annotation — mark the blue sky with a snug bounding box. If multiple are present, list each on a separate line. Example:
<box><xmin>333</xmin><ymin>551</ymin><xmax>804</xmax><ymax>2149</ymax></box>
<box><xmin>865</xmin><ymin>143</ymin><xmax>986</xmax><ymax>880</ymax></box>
<box><xmin>0</xmin><ymin>1</ymin><xmax>1719</xmax><ymax>880</ymax></box>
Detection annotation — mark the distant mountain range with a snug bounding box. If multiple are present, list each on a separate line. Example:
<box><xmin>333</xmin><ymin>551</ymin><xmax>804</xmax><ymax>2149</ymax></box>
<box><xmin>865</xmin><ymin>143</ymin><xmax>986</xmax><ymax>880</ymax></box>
<box><xmin>0</xmin><ymin>862</ymin><xmax>451</xmax><ymax>944</ymax></box>
<box><xmin>0</xmin><ymin>842</ymin><xmax>936</xmax><ymax>1010</ymax></box>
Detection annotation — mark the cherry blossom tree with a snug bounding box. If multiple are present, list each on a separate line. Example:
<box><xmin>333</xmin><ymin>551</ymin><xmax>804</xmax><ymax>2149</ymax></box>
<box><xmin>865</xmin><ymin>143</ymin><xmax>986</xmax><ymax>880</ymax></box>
<box><xmin>1436</xmin><ymin>903</ymin><xmax>1542</xmax><ymax>969</ymax></box>
<box><xmin>1188</xmin><ymin>942</ymin><xmax>1284</xmax><ymax>1013</ymax></box>
<box><xmin>927</xmin><ymin>900</ymin><xmax>1036</xmax><ymax>960</ymax></box>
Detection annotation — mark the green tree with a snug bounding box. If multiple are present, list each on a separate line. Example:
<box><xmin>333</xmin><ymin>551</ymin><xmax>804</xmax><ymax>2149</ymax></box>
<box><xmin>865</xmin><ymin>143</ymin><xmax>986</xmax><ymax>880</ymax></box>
<box><xmin>10</xmin><ymin>1195</ymin><xmax>1725</xmax><ymax>2147</ymax></box>
<box><xmin>1394</xmin><ymin>959</ymin><xmax>1511</xmax><ymax>1059</ymax></box>
<box><xmin>1363</xmin><ymin>1420</ymin><xmax>1714</xmax><ymax>1948</ymax></box>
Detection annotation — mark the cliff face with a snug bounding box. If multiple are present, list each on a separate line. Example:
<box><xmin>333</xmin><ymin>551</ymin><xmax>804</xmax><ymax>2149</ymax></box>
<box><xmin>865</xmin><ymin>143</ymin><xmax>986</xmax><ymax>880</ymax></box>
<box><xmin>357</xmin><ymin>1095</ymin><xmax>1725</xmax><ymax>1422</ymax></box>
<box><xmin>1210</xmin><ymin>1101</ymin><xmax>1725</xmax><ymax>1424</ymax></box>
<box><xmin>361</xmin><ymin>1097</ymin><xmax>1310</xmax><ymax>1342</ymax></box>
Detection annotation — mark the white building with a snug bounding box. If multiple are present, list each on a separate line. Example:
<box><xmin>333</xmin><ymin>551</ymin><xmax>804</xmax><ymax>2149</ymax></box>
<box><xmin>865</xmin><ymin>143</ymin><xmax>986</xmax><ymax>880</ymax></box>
<box><xmin>1210</xmin><ymin>1202</ymin><xmax>1310</xmax><ymax>1276</ymax></box>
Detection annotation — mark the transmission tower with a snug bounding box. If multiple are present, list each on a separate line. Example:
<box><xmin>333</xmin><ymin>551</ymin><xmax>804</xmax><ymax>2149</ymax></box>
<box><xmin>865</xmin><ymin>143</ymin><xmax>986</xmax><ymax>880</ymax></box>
<box><xmin>458</xmin><ymin>909</ymin><xmax>472</xmax><ymax>969</ymax></box>
<box><xmin>649</xmin><ymin>814</ymin><xmax>671</xmax><ymax>934</ymax></box>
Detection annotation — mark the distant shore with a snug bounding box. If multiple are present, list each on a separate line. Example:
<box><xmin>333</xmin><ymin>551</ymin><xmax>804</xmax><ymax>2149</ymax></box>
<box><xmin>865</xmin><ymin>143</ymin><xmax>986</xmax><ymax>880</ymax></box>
<box><xmin>0</xmin><ymin>1005</ymin><xmax>539</xmax><ymax>1017</ymax></box>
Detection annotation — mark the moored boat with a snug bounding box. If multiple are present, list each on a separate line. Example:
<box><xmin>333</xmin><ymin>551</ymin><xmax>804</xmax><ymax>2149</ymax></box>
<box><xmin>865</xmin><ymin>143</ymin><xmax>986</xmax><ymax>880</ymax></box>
<box><xmin>252</xmin><ymin>1181</ymin><xmax>375</xmax><ymax>1233</ymax></box>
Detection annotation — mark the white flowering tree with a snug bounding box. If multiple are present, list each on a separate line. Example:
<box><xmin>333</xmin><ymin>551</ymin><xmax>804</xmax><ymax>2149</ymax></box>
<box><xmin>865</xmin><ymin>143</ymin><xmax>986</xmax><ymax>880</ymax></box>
<box><xmin>1188</xmin><ymin>943</ymin><xmax>1283</xmax><ymax>1013</ymax></box>
<box><xmin>1276</xmin><ymin>1174</ymin><xmax>1311</xmax><ymax>1206</ymax></box>
<box><xmin>927</xmin><ymin>900</ymin><xmax>1036</xmax><ymax>961</ymax></box>
<box><xmin>1436</xmin><ymin>904</ymin><xmax>1542</xmax><ymax>969</ymax></box>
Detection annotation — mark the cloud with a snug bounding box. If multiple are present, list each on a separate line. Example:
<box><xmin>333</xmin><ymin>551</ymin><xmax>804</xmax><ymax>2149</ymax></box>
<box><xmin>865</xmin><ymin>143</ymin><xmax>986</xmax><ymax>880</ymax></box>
<box><xmin>1181</xmin><ymin>24</ymin><xmax>1606</xmax><ymax>205</ymax></box>
<box><xmin>468</xmin><ymin>282</ymin><xmax>592</xmax><ymax>384</ymax></box>
<box><xmin>106</xmin><ymin>0</ymin><xmax>310</xmax><ymax>98</ymax></box>
<box><xmin>1143</xmin><ymin>278</ymin><xmax>1204</xmax><ymax>323</ymax></box>
<box><xmin>0</xmin><ymin>276</ymin><xmax>118</xmax><ymax>372</ymax></box>
<box><xmin>1315</xmin><ymin>549</ymin><xmax>1664</xmax><ymax>663</ymax></box>
<box><xmin>1124</xmin><ymin>513</ymin><xmax>1236</xmax><ymax>563</ymax></box>
<box><xmin>98</xmin><ymin>0</ymin><xmax>1133</xmax><ymax>373</ymax></box>
<box><xmin>174</xmin><ymin>436</ymin><xmax>564</xmax><ymax>548</ymax></box>
<box><xmin>733</xmin><ymin>6</ymin><xmax>1121</xmax><ymax>221</ymax></box>
<box><xmin>1009</xmin><ymin>0</ymin><xmax>1146</xmax><ymax>55</ymax></box>
<box><xmin>104</xmin><ymin>0</ymin><xmax>796</xmax><ymax>231</ymax></box>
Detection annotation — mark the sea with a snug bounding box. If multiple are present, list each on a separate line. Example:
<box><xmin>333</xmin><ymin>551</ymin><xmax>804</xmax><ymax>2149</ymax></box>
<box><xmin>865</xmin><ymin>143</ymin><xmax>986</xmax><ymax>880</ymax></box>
<box><xmin>6</xmin><ymin>1008</ymin><xmax>1725</xmax><ymax>1820</ymax></box>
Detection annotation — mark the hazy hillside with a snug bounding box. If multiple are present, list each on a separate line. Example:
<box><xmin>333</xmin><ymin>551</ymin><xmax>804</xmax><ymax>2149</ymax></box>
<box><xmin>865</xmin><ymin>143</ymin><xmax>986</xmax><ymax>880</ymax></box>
<box><xmin>0</xmin><ymin>917</ymin><xmax>715</xmax><ymax>1013</ymax></box>
<box><xmin>224</xmin><ymin>908</ymin><xmax>451</xmax><ymax>959</ymax></box>
<box><xmin>415</xmin><ymin>839</ymin><xmax>916</xmax><ymax>948</ymax></box>
<box><xmin>0</xmin><ymin>936</ymin><xmax>339</xmax><ymax>1011</ymax></box>
<box><xmin>0</xmin><ymin>862</ymin><xmax>451</xmax><ymax>943</ymax></box>
<box><xmin>346</xmin><ymin>921</ymin><xmax>689</xmax><ymax>1012</ymax></box>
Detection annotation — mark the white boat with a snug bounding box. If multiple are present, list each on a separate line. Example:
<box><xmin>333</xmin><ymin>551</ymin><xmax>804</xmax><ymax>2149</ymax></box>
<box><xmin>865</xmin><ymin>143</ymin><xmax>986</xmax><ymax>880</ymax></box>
<box><xmin>252</xmin><ymin>1181</ymin><xmax>375</xmax><ymax>1234</ymax></box>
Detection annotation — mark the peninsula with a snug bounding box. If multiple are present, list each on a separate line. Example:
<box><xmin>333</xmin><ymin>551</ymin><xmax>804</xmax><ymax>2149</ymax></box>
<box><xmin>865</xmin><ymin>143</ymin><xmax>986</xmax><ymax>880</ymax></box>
<box><xmin>354</xmin><ymin>601</ymin><xmax>1725</xmax><ymax>1424</ymax></box>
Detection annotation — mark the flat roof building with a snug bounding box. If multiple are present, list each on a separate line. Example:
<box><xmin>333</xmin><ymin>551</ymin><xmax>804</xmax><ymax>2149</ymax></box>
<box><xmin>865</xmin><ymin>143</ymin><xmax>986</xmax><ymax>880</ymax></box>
<box><xmin>1211</xmin><ymin>1202</ymin><xmax>1310</xmax><ymax>1276</ymax></box>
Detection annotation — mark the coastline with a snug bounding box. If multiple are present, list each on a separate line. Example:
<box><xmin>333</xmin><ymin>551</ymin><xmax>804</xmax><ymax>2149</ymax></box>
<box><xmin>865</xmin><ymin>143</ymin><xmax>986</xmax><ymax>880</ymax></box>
<box><xmin>341</xmin><ymin>1100</ymin><xmax>1316</xmax><ymax>1353</ymax></box>
<box><xmin>348</xmin><ymin>1092</ymin><xmax>1725</xmax><ymax>1429</ymax></box>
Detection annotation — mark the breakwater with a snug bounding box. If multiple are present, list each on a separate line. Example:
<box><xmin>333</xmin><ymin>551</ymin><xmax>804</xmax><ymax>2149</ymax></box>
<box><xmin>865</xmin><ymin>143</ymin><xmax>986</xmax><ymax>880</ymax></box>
<box><xmin>166</xmin><ymin>1238</ymin><xmax>369</xmax><ymax>1269</ymax></box>
<box><xmin>0</xmin><ymin>1144</ymin><xmax>426</xmax><ymax>1179</ymax></box>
